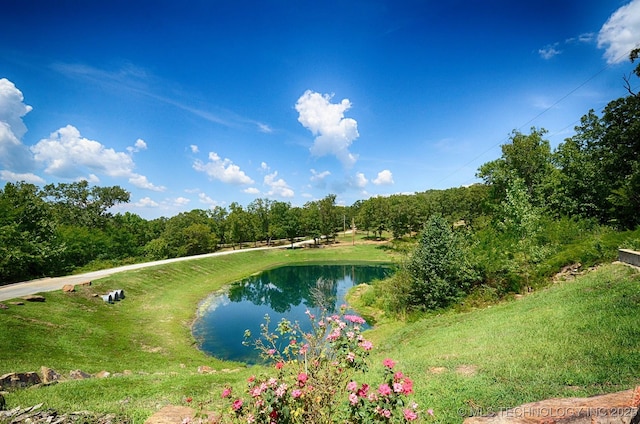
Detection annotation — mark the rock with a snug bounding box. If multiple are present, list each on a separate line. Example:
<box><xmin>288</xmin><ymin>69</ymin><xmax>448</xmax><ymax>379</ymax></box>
<box><xmin>69</xmin><ymin>369</ymin><xmax>92</xmax><ymax>380</ymax></box>
<box><xmin>0</xmin><ymin>303</ymin><xmax>8</xmax><ymax>310</ymax></box>
<box><xmin>463</xmin><ymin>387</ymin><xmax>640</xmax><ymax>424</ymax></box>
<box><xmin>197</xmin><ymin>365</ymin><xmax>214</xmax><ymax>374</ymax></box>
<box><xmin>9</xmin><ymin>301</ymin><xmax>24</xmax><ymax>306</ymax></box>
<box><xmin>78</xmin><ymin>280</ymin><xmax>92</xmax><ymax>286</ymax></box>
<box><xmin>0</xmin><ymin>372</ymin><xmax>42</xmax><ymax>389</ymax></box>
<box><xmin>144</xmin><ymin>405</ymin><xmax>195</xmax><ymax>424</ymax></box>
<box><xmin>95</xmin><ymin>370</ymin><xmax>111</xmax><ymax>378</ymax></box>
<box><xmin>40</xmin><ymin>366</ymin><xmax>64</xmax><ymax>384</ymax></box>
<box><xmin>22</xmin><ymin>295</ymin><xmax>45</xmax><ymax>302</ymax></box>
<box><xmin>62</xmin><ymin>284</ymin><xmax>75</xmax><ymax>293</ymax></box>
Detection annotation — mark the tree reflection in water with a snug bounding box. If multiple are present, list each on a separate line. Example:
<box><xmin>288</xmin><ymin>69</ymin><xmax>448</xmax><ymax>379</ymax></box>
<box><xmin>193</xmin><ymin>264</ymin><xmax>391</xmax><ymax>363</ymax></box>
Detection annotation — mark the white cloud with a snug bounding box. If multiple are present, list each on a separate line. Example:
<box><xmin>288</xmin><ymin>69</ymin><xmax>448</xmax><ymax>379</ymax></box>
<box><xmin>198</xmin><ymin>192</ymin><xmax>218</xmax><ymax>206</ymax></box>
<box><xmin>538</xmin><ymin>44</ymin><xmax>561</xmax><ymax>60</ymax></box>
<box><xmin>598</xmin><ymin>0</ymin><xmax>640</xmax><ymax>64</ymax></box>
<box><xmin>193</xmin><ymin>152</ymin><xmax>254</xmax><ymax>185</ymax></box>
<box><xmin>173</xmin><ymin>197</ymin><xmax>191</xmax><ymax>206</ymax></box>
<box><xmin>30</xmin><ymin>125</ymin><xmax>162</xmax><ymax>190</ymax></box>
<box><xmin>0</xmin><ymin>78</ymin><xmax>34</xmax><ymax>171</ymax></box>
<box><xmin>244</xmin><ymin>187</ymin><xmax>261</xmax><ymax>195</ymax></box>
<box><xmin>264</xmin><ymin>171</ymin><xmax>294</xmax><ymax>198</ymax></box>
<box><xmin>134</xmin><ymin>197</ymin><xmax>160</xmax><ymax>208</ymax></box>
<box><xmin>129</xmin><ymin>174</ymin><xmax>166</xmax><ymax>191</ymax></box>
<box><xmin>310</xmin><ymin>169</ymin><xmax>331</xmax><ymax>182</ymax></box>
<box><xmin>0</xmin><ymin>170</ymin><xmax>45</xmax><ymax>184</ymax></box>
<box><xmin>372</xmin><ymin>170</ymin><xmax>394</xmax><ymax>185</ymax></box>
<box><xmin>127</xmin><ymin>138</ymin><xmax>147</xmax><ymax>153</ymax></box>
<box><xmin>260</xmin><ymin>162</ymin><xmax>270</xmax><ymax>172</ymax></box>
<box><xmin>257</xmin><ymin>123</ymin><xmax>273</xmax><ymax>133</ymax></box>
<box><xmin>354</xmin><ymin>172</ymin><xmax>368</xmax><ymax>188</ymax></box>
<box><xmin>295</xmin><ymin>90</ymin><xmax>359</xmax><ymax>167</ymax></box>
<box><xmin>190</xmin><ymin>144</ymin><xmax>199</xmax><ymax>153</ymax></box>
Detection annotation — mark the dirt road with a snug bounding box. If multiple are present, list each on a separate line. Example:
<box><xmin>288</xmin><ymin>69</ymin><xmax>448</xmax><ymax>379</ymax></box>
<box><xmin>0</xmin><ymin>241</ymin><xmax>313</xmax><ymax>302</ymax></box>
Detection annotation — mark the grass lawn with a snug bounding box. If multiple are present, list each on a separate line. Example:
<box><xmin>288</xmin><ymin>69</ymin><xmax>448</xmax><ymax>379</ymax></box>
<box><xmin>1</xmin><ymin>240</ymin><xmax>639</xmax><ymax>423</ymax></box>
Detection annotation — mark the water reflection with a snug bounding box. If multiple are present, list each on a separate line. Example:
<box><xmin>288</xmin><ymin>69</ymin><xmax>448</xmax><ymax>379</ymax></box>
<box><xmin>193</xmin><ymin>264</ymin><xmax>391</xmax><ymax>363</ymax></box>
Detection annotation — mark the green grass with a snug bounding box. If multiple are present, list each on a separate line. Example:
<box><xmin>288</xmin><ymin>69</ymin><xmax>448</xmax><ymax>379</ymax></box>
<box><xmin>1</xmin><ymin>243</ymin><xmax>639</xmax><ymax>423</ymax></box>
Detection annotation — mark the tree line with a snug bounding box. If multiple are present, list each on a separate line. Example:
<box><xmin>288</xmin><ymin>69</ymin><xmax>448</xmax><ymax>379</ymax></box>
<box><xmin>2</xmin><ymin>51</ymin><xmax>639</xmax><ymax>288</ymax></box>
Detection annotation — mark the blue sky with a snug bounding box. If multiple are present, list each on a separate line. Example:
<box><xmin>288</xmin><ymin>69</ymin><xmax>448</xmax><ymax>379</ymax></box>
<box><xmin>1</xmin><ymin>0</ymin><xmax>639</xmax><ymax>219</ymax></box>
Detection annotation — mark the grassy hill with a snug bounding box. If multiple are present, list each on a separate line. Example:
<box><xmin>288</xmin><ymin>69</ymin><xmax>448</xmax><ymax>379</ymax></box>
<box><xmin>1</xmin><ymin>242</ymin><xmax>638</xmax><ymax>423</ymax></box>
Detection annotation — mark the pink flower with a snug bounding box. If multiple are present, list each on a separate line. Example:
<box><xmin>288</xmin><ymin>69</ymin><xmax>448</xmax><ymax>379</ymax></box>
<box><xmin>297</xmin><ymin>372</ymin><xmax>308</xmax><ymax>385</ymax></box>
<box><xmin>427</xmin><ymin>409</ymin><xmax>434</xmax><ymax>416</ymax></box>
<box><xmin>221</xmin><ymin>387</ymin><xmax>232</xmax><ymax>398</ymax></box>
<box><xmin>393</xmin><ymin>382</ymin><xmax>403</xmax><ymax>393</ymax></box>
<box><xmin>358</xmin><ymin>340</ymin><xmax>373</xmax><ymax>351</ymax></box>
<box><xmin>394</xmin><ymin>371</ymin><xmax>404</xmax><ymax>380</ymax></box>
<box><xmin>383</xmin><ymin>358</ymin><xmax>396</xmax><ymax>369</ymax></box>
<box><xmin>275</xmin><ymin>361</ymin><xmax>284</xmax><ymax>370</ymax></box>
<box><xmin>275</xmin><ymin>383</ymin><xmax>287</xmax><ymax>397</ymax></box>
<box><xmin>347</xmin><ymin>351</ymin><xmax>356</xmax><ymax>362</ymax></box>
<box><xmin>349</xmin><ymin>393</ymin><xmax>358</xmax><ymax>405</ymax></box>
<box><xmin>291</xmin><ymin>389</ymin><xmax>302</xmax><ymax>399</ymax></box>
<box><xmin>402</xmin><ymin>377</ymin><xmax>414</xmax><ymax>395</ymax></box>
<box><xmin>357</xmin><ymin>384</ymin><xmax>369</xmax><ymax>397</ymax></box>
<box><xmin>378</xmin><ymin>383</ymin><xmax>392</xmax><ymax>396</ymax></box>
<box><xmin>403</xmin><ymin>409</ymin><xmax>418</xmax><ymax>421</ymax></box>
<box><xmin>300</xmin><ymin>344</ymin><xmax>309</xmax><ymax>354</ymax></box>
<box><xmin>267</xmin><ymin>349</ymin><xmax>277</xmax><ymax>356</ymax></box>
<box><xmin>232</xmin><ymin>399</ymin><xmax>243</xmax><ymax>411</ymax></box>
<box><xmin>246</xmin><ymin>413</ymin><xmax>255</xmax><ymax>423</ymax></box>
<box><xmin>327</xmin><ymin>330</ymin><xmax>341</xmax><ymax>341</ymax></box>
<box><xmin>248</xmin><ymin>375</ymin><xmax>255</xmax><ymax>383</ymax></box>
<box><xmin>347</xmin><ymin>381</ymin><xmax>358</xmax><ymax>392</ymax></box>
<box><xmin>343</xmin><ymin>314</ymin><xmax>366</xmax><ymax>324</ymax></box>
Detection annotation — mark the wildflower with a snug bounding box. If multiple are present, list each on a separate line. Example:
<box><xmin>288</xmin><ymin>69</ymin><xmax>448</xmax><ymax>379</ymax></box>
<box><xmin>346</xmin><ymin>331</ymin><xmax>355</xmax><ymax>340</ymax></box>
<box><xmin>267</xmin><ymin>349</ymin><xmax>277</xmax><ymax>356</ymax></box>
<box><xmin>343</xmin><ymin>314</ymin><xmax>366</xmax><ymax>324</ymax></box>
<box><xmin>347</xmin><ymin>381</ymin><xmax>358</xmax><ymax>392</ymax></box>
<box><xmin>347</xmin><ymin>351</ymin><xmax>356</xmax><ymax>362</ymax></box>
<box><xmin>297</xmin><ymin>372</ymin><xmax>308</xmax><ymax>385</ymax></box>
<box><xmin>185</xmin><ymin>397</ymin><xmax>192</xmax><ymax>403</ymax></box>
<box><xmin>383</xmin><ymin>358</ymin><xmax>396</xmax><ymax>369</ymax></box>
<box><xmin>349</xmin><ymin>392</ymin><xmax>359</xmax><ymax>405</ymax></box>
<box><xmin>357</xmin><ymin>383</ymin><xmax>369</xmax><ymax>397</ymax></box>
<box><xmin>275</xmin><ymin>383</ymin><xmax>287</xmax><ymax>397</ymax></box>
<box><xmin>358</xmin><ymin>340</ymin><xmax>373</xmax><ymax>351</ymax></box>
<box><xmin>248</xmin><ymin>375</ymin><xmax>255</xmax><ymax>383</ymax></box>
<box><xmin>427</xmin><ymin>409</ymin><xmax>434</xmax><ymax>416</ymax></box>
<box><xmin>403</xmin><ymin>409</ymin><xmax>418</xmax><ymax>421</ymax></box>
<box><xmin>402</xmin><ymin>377</ymin><xmax>414</xmax><ymax>395</ymax></box>
<box><xmin>246</xmin><ymin>413</ymin><xmax>255</xmax><ymax>423</ymax></box>
<box><xmin>300</xmin><ymin>343</ymin><xmax>309</xmax><ymax>354</ymax></box>
<box><xmin>393</xmin><ymin>382</ymin><xmax>404</xmax><ymax>393</ymax></box>
<box><xmin>275</xmin><ymin>361</ymin><xmax>284</xmax><ymax>370</ymax></box>
<box><xmin>291</xmin><ymin>389</ymin><xmax>302</xmax><ymax>399</ymax></box>
<box><xmin>232</xmin><ymin>399</ymin><xmax>243</xmax><ymax>411</ymax></box>
<box><xmin>378</xmin><ymin>383</ymin><xmax>392</xmax><ymax>396</ymax></box>
<box><xmin>221</xmin><ymin>387</ymin><xmax>232</xmax><ymax>398</ymax></box>
<box><xmin>394</xmin><ymin>371</ymin><xmax>404</xmax><ymax>380</ymax></box>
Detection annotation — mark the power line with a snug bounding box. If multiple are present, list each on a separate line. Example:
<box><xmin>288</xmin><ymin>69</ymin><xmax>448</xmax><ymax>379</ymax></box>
<box><xmin>435</xmin><ymin>47</ymin><xmax>636</xmax><ymax>187</ymax></box>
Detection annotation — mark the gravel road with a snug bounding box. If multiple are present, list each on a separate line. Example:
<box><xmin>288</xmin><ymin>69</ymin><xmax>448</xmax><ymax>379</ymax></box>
<box><xmin>0</xmin><ymin>241</ymin><xmax>313</xmax><ymax>302</ymax></box>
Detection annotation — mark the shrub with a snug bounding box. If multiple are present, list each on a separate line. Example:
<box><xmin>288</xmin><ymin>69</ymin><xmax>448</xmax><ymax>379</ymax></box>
<box><xmin>198</xmin><ymin>307</ymin><xmax>431</xmax><ymax>424</ymax></box>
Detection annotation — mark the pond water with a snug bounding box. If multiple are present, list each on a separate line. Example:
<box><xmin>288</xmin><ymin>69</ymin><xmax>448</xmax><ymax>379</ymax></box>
<box><xmin>192</xmin><ymin>264</ymin><xmax>392</xmax><ymax>363</ymax></box>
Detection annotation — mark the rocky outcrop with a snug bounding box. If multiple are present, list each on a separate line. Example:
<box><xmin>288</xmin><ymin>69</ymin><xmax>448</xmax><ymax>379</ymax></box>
<box><xmin>0</xmin><ymin>403</ymin><xmax>122</xmax><ymax>423</ymax></box>
<box><xmin>0</xmin><ymin>372</ymin><xmax>42</xmax><ymax>389</ymax></box>
<box><xmin>40</xmin><ymin>366</ymin><xmax>64</xmax><ymax>384</ymax></box>
<box><xmin>463</xmin><ymin>387</ymin><xmax>640</xmax><ymax>424</ymax></box>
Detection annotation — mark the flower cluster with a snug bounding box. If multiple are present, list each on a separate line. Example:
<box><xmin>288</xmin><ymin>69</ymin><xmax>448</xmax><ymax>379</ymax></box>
<box><xmin>215</xmin><ymin>307</ymin><xmax>430</xmax><ymax>424</ymax></box>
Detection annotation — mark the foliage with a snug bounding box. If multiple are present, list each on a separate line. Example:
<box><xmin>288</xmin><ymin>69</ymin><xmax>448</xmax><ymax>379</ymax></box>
<box><xmin>209</xmin><ymin>308</ymin><xmax>427</xmax><ymax>424</ymax></box>
<box><xmin>402</xmin><ymin>215</ymin><xmax>477</xmax><ymax>311</ymax></box>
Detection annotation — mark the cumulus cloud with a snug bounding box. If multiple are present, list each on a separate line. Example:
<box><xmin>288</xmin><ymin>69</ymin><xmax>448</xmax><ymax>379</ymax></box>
<box><xmin>295</xmin><ymin>90</ymin><xmax>359</xmax><ymax>167</ymax></box>
<box><xmin>0</xmin><ymin>78</ymin><xmax>35</xmax><ymax>171</ymax></box>
<box><xmin>264</xmin><ymin>171</ymin><xmax>294</xmax><ymax>198</ymax></box>
<box><xmin>372</xmin><ymin>170</ymin><xmax>394</xmax><ymax>185</ymax></box>
<box><xmin>198</xmin><ymin>192</ymin><xmax>219</xmax><ymax>207</ymax></box>
<box><xmin>31</xmin><ymin>125</ymin><xmax>164</xmax><ymax>190</ymax></box>
<box><xmin>598</xmin><ymin>0</ymin><xmax>640</xmax><ymax>64</ymax></box>
<box><xmin>190</xmin><ymin>144</ymin><xmax>199</xmax><ymax>153</ymax></box>
<box><xmin>310</xmin><ymin>169</ymin><xmax>331</xmax><ymax>182</ymax></box>
<box><xmin>244</xmin><ymin>187</ymin><xmax>261</xmax><ymax>195</ymax></box>
<box><xmin>127</xmin><ymin>138</ymin><xmax>147</xmax><ymax>153</ymax></box>
<box><xmin>0</xmin><ymin>170</ymin><xmax>45</xmax><ymax>184</ymax></box>
<box><xmin>134</xmin><ymin>196</ymin><xmax>160</xmax><ymax>208</ymax></box>
<box><xmin>354</xmin><ymin>172</ymin><xmax>368</xmax><ymax>188</ymax></box>
<box><xmin>193</xmin><ymin>152</ymin><xmax>254</xmax><ymax>185</ymax></box>
<box><xmin>173</xmin><ymin>197</ymin><xmax>191</xmax><ymax>207</ymax></box>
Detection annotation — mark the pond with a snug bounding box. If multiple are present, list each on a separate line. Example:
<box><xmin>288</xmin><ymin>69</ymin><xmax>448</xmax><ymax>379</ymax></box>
<box><xmin>192</xmin><ymin>264</ymin><xmax>392</xmax><ymax>363</ymax></box>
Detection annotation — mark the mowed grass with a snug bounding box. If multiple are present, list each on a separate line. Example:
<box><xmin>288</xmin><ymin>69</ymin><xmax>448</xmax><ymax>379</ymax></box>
<box><xmin>1</xmin><ymin>241</ymin><xmax>640</xmax><ymax>423</ymax></box>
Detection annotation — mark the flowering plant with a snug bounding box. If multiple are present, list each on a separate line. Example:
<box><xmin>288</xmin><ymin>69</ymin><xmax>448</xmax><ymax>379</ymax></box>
<box><xmin>215</xmin><ymin>306</ymin><xmax>430</xmax><ymax>424</ymax></box>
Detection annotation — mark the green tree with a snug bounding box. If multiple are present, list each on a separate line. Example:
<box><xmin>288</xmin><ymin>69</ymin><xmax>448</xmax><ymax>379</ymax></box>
<box><xmin>404</xmin><ymin>214</ymin><xmax>477</xmax><ymax>310</ymax></box>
